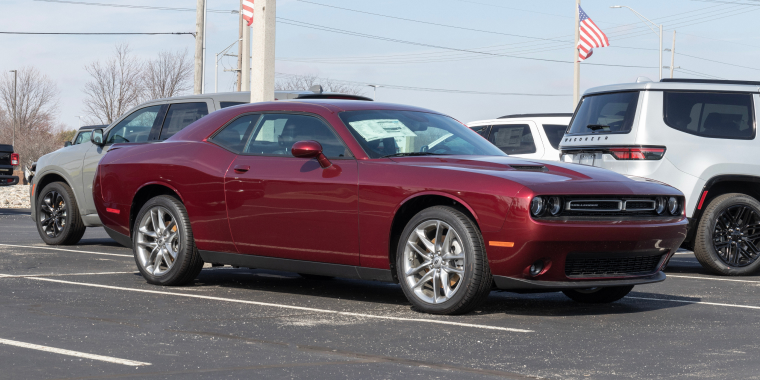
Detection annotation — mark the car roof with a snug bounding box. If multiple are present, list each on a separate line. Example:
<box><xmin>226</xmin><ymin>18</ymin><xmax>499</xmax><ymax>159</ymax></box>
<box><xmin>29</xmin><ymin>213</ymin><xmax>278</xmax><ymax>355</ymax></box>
<box><xmin>224</xmin><ymin>99</ymin><xmax>445</xmax><ymax>114</ymax></box>
<box><xmin>79</xmin><ymin>125</ymin><xmax>106</xmax><ymax>130</ymax></box>
<box><xmin>147</xmin><ymin>91</ymin><xmax>372</xmax><ymax>103</ymax></box>
<box><xmin>466</xmin><ymin>115</ymin><xmax>572</xmax><ymax>126</ymax></box>
<box><xmin>498</xmin><ymin>113</ymin><xmax>573</xmax><ymax>119</ymax></box>
<box><xmin>585</xmin><ymin>78</ymin><xmax>760</xmax><ymax>96</ymax></box>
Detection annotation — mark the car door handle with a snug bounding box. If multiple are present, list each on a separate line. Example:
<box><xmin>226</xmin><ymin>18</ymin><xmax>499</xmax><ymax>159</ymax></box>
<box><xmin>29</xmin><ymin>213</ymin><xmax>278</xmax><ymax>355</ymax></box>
<box><xmin>233</xmin><ymin>165</ymin><xmax>250</xmax><ymax>173</ymax></box>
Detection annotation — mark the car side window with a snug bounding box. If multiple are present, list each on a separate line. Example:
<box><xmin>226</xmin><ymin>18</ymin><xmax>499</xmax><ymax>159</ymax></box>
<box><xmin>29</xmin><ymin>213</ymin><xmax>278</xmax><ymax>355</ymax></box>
<box><xmin>74</xmin><ymin>131</ymin><xmax>92</xmax><ymax>145</ymax></box>
<box><xmin>663</xmin><ymin>92</ymin><xmax>754</xmax><ymax>139</ymax></box>
<box><xmin>220</xmin><ymin>102</ymin><xmax>246</xmax><ymax>109</ymax></box>
<box><xmin>243</xmin><ymin>114</ymin><xmax>352</xmax><ymax>159</ymax></box>
<box><xmin>209</xmin><ymin>114</ymin><xmax>260</xmax><ymax>153</ymax></box>
<box><xmin>470</xmin><ymin>126</ymin><xmax>489</xmax><ymax>137</ymax></box>
<box><xmin>159</xmin><ymin>102</ymin><xmax>209</xmax><ymax>140</ymax></box>
<box><xmin>489</xmin><ymin>124</ymin><xmax>537</xmax><ymax>155</ymax></box>
<box><xmin>106</xmin><ymin>105</ymin><xmax>162</xmax><ymax>144</ymax></box>
<box><xmin>542</xmin><ymin>124</ymin><xmax>567</xmax><ymax>150</ymax></box>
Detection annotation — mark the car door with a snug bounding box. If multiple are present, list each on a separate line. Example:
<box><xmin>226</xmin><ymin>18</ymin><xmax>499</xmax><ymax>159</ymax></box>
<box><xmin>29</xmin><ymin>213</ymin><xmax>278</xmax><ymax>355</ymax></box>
<box><xmin>217</xmin><ymin>112</ymin><xmax>360</xmax><ymax>265</ymax></box>
<box><xmin>488</xmin><ymin>122</ymin><xmax>544</xmax><ymax>159</ymax></box>
<box><xmin>81</xmin><ymin>104</ymin><xmax>166</xmax><ymax>215</ymax></box>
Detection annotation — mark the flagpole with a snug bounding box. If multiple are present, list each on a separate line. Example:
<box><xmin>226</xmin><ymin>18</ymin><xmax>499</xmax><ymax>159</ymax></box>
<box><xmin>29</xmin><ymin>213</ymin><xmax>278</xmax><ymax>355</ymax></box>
<box><xmin>573</xmin><ymin>0</ymin><xmax>580</xmax><ymax>108</ymax></box>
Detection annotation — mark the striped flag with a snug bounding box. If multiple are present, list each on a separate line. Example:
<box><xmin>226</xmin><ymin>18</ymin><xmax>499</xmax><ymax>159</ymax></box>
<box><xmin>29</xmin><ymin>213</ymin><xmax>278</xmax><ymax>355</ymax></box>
<box><xmin>242</xmin><ymin>0</ymin><xmax>254</xmax><ymax>26</ymax></box>
<box><xmin>577</xmin><ymin>6</ymin><xmax>609</xmax><ymax>61</ymax></box>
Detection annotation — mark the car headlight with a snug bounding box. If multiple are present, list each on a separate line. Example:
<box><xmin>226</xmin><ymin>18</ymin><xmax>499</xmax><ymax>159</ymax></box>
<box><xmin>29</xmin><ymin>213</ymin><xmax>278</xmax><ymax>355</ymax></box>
<box><xmin>668</xmin><ymin>197</ymin><xmax>680</xmax><ymax>215</ymax></box>
<box><xmin>547</xmin><ymin>196</ymin><xmax>562</xmax><ymax>216</ymax></box>
<box><xmin>531</xmin><ymin>197</ymin><xmax>545</xmax><ymax>216</ymax></box>
<box><xmin>655</xmin><ymin>197</ymin><xmax>666</xmax><ymax>215</ymax></box>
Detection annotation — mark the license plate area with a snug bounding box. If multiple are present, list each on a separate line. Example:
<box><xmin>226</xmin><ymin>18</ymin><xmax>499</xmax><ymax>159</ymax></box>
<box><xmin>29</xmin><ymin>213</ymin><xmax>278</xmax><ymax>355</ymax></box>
<box><xmin>571</xmin><ymin>152</ymin><xmax>602</xmax><ymax>166</ymax></box>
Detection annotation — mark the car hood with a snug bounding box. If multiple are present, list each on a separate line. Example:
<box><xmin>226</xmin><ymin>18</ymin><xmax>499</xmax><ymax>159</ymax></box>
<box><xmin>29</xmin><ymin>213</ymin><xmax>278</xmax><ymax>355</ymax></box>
<box><xmin>388</xmin><ymin>156</ymin><xmax>682</xmax><ymax>196</ymax></box>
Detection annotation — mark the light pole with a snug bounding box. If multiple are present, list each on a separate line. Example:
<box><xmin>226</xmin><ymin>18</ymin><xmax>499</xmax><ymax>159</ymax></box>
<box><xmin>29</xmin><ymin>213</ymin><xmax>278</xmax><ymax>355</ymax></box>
<box><xmin>611</xmin><ymin>5</ymin><xmax>663</xmax><ymax>80</ymax></box>
<box><xmin>215</xmin><ymin>39</ymin><xmax>242</xmax><ymax>93</ymax></box>
<box><xmin>75</xmin><ymin>116</ymin><xmax>83</xmax><ymax>129</ymax></box>
<box><xmin>368</xmin><ymin>85</ymin><xmax>380</xmax><ymax>100</ymax></box>
<box><xmin>9</xmin><ymin>70</ymin><xmax>16</xmax><ymax>147</ymax></box>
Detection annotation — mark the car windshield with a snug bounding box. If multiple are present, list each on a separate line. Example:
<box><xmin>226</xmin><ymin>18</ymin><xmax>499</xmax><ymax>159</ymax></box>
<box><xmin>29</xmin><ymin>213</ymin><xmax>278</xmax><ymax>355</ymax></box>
<box><xmin>567</xmin><ymin>91</ymin><xmax>639</xmax><ymax>134</ymax></box>
<box><xmin>339</xmin><ymin>110</ymin><xmax>505</xmax><ymax>158</ymax></box>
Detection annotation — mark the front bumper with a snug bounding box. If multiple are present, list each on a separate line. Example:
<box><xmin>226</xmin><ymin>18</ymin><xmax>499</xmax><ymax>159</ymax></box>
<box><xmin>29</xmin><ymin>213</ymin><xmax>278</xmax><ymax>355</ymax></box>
<box><xmin>494</xmin><ymin>271</ymin><xmax>666</xmax><ymax>290</ymax></box>
<box><xmin>0</xmin><ymin>175</ymin><xmax>19</xmax><ymax>186</ymax></box>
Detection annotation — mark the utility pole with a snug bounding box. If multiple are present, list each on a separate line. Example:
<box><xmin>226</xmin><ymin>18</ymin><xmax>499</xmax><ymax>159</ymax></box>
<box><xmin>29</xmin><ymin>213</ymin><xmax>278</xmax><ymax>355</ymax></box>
<box><xmin>201</xmin><ymin>0</ymin><xmax>208</xmax><ymax>94</ymax></box>
<box><xmin>573</xmin><ymin>0</ymin><xmax>580</xmax><ymax>108</ymax></box>
<box><xmin>368</xmin><ymin>85</ymin><xmax>379</xmax><ymax>100</ymax></box>
<box><xmin>237</xmin><ymin>1</ymin><xmax>244</xmax><ymax>92</ymax></box>
<box><xmin>193</xmin><ymin>0</ymin><xmax>205</xmax><ymax>94</ymax></box>
<box><xmin>658</xmin><ymin>24</ymin><xmax>663</xmax><ymax>81</ymax></box>
<box><xmin>9</xmin><ymin>70</ymin><xmax>16</xmax><ymax>147</ymax></box>
<box><xmin>241</xmin><ymin>18</ymin><xmax>251</xmax><ymax>91</ymax></box>
<box><xmin>250</xmin><ymin>0</ymin><xmax>276</xmax><ymax>103</ymax></box>
<box><xmin>670</xmin><ymin>30</ymin><xmax>676</xmax><ymax>79</ymax></box>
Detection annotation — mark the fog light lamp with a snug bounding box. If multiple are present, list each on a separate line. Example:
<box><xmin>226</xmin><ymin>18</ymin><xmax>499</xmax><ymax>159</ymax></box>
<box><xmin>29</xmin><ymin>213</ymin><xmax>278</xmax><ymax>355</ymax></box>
<box><xmin>529</xmin><ymin>260</ymin><xmax>544</xmax><ymax>276</ymax></box>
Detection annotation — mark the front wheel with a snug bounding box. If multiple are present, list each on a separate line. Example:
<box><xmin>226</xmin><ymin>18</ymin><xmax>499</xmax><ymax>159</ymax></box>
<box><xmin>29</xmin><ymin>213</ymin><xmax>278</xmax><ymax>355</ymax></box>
<box><xmin>35</xmin><ymin>182</ymin><xmax>86</xmax><ymax>245</ymax></box>
<box><xmin>562</xmin><ymin>286</ymin><xmax>633</xmax><ymax>304</ymax></box>
<box><xmin>396</xmin><ymin>206</ymin><xmax>492</xmax><ymax>315</ymax></box>
<box><xmin>133</xmin><ymin>195</ymin><xmax>203</xmax><ymax>285</ymax></box>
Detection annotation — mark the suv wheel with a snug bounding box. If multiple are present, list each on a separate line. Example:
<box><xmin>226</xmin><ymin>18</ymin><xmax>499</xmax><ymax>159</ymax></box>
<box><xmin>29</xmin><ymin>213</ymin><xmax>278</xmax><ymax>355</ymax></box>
<box><xmin>694</xmin><ymin>193</ymin><xmax>760</xmax><ymax>275</ymax></box>
<box><xmin>35</xmin><ymin>182</ymin><xmax>86</xmax><ymax>245</ymax></box>
<box><xmin>396</xmin><ymin>206</ymin><xmax>492</xmax><ymax>315</ymax></box>
<box><xmin>133</xmin><ymin>195</ymin><xmax>204</xmax><ymax>285</ymax></box>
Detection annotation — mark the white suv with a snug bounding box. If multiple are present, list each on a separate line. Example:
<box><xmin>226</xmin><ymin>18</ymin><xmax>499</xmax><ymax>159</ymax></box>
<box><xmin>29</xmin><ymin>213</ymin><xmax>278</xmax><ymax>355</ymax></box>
<box><xmin>559</xmin><ymin>78</ymin><xmax>760</xmax><ymax>275</ymax></box>
<box><xmin>467</xmin><ymin>113</ymin><xmax>571</xmax><ymax>160</ymax></box>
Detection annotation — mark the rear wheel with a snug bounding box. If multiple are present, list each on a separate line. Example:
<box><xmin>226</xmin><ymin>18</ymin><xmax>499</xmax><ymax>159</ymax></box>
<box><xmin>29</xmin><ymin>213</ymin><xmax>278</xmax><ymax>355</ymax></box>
<box><xmin>562</xmin><ymin>286</ymin><xmax>633</xmax><ymax>304</ymax></box>
<box><xmin>133</xmin><ymin>195</ymin><xmax>203</xmax><ymax>285</ymax></box>
<box><xmin>35</xmin><ymin>182</ymin><xmax>86</xmax><ymax>245</ymax></box>
<box><xmin>694</xmin><ymin>193</ymin><xmax>760</xmax><ymax>275</ymax></box>
<box><xmin>396</xmin><ymin>206</ymin><xmax>492</xmax><ymax>315</ymax></box>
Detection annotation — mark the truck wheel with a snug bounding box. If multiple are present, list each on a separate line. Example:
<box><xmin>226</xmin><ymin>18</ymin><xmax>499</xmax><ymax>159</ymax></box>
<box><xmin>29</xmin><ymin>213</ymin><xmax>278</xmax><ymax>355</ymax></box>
<box><xmin>694</xmin><ymin>193</ymin><xmax>760</xmax><ymax>275</ymax></box>
<box><xmin>133</xmin><ymin>195</ymin><xmax>203</xmax><ymax>286</ymax></box>
<box><xmin>396</xmin><ymin>206</ymin><xmax>492</xmax><ymax>315</ymax></box>
<box><xmin>35</xmin><ymin>182</ymin><xmax>86</xmax><ymax>245</ymax></box>
<box><xmin>562</xmin><ymin>286</ymin><xmax>633</xmax><ymax>303</ymax></box>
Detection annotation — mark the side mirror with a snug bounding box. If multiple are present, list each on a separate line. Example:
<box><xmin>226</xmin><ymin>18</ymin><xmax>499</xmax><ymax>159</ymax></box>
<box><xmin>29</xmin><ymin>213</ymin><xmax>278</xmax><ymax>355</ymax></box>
<box><xmin>91</xmin><ymin>129</ymin><xmax>105</xmax><ymax>146</ymax></box>
<box><xmin>64</xmin><ymin>141</ymin><xmax>72</xmax><ymax>147</ymax></box>
<box><xmin>292</xmin><ymin>140</ymin><xmax>332</xmax><ymax>168</ymax></box>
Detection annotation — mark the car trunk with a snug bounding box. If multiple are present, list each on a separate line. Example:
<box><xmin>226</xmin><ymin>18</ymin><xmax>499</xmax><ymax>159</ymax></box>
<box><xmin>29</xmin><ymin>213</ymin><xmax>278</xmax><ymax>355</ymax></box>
<box><xmin>0</xmin><ymin>144</ymin><xmax>13</xmax><ymax>175</ymax></box>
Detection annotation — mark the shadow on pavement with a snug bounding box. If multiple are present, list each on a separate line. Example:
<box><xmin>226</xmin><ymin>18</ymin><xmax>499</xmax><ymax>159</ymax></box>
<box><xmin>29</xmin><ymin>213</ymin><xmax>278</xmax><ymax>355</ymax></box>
<box><xmin>0</xmin><ymin>208</ymin><xmax>31</xmax><ymax>215</ymax></box>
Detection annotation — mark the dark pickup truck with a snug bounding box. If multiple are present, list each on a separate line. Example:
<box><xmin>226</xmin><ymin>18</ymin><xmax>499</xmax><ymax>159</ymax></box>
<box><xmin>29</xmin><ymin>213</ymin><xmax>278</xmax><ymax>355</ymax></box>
<box><xmin>0</xmin><ymin>144</ymin><xmax>19</xmax><ymax>186</ymax></box>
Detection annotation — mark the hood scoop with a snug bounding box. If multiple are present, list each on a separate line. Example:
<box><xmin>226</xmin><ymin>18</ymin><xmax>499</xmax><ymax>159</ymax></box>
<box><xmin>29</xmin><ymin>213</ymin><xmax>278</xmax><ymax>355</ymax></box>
<box><xmin>510</xmin><ymin>165</ymin><xmax>547</xmax><ymax>172</ymax></box>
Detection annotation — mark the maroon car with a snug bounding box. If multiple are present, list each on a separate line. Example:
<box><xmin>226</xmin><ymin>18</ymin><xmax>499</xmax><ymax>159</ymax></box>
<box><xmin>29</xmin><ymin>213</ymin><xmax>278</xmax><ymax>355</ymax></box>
<box><xmin>93</xmin><ymin>100</ymin><xmax>687</xmax><ymax>314</ymax></box>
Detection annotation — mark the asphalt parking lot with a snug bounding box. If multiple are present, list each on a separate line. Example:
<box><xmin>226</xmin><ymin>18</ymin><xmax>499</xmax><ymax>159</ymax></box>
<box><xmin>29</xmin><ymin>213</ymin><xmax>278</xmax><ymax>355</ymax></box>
<box><xmin>2</xmin><ymin>208</ymin><xmax>760</xmax><ymax>379</ymax></box>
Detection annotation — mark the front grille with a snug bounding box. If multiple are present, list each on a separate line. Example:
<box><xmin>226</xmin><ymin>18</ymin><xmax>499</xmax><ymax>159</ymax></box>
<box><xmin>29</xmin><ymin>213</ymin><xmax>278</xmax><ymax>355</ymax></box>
<box><xmin>534</xmin><ymin>195</ymin><xmax>680</xmax><ymax>218</ymax></box>
<box><xmin>565</xmin><ymin>253</ymin><xmax>665</xmax><ymax>277</ymax></box>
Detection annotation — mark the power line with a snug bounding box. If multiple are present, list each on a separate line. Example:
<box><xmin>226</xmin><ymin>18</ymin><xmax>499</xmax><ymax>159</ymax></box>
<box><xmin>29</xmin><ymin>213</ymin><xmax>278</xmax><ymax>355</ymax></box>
<box><xmin>677</xmin><ymin>52</ymin><xmax>760</xmax><ymax>72</ymax></box>
<box><xmin>33</xmin><ymin>0</ymin><xmax>238</xmax><ymax>14</ymax></box>
<box><xmin>0</xmin><ymin>31</ymin><xmax>194</xmax><ymax>36</ymax></box>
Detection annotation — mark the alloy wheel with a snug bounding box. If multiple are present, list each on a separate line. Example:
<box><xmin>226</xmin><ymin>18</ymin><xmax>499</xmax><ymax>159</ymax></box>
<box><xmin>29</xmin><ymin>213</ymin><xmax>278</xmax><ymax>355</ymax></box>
<box><xmin>39</xmin><ymin>190</ymin><xmax>67</xmax><ymax>238</ymax></box>
<box><xmin>136</xmin><ymin>206</ymin><xmax>180</xmax><ymax>276</ymax></box>
<box><xmin>712</xmin><ymin>204</ymin><xmax>760</xmax><ymax>267</ymax></box>
<box><xmin>402</xmin><ymin>219</ymin><xmax>466</xmax><ymax>304</ymax></box>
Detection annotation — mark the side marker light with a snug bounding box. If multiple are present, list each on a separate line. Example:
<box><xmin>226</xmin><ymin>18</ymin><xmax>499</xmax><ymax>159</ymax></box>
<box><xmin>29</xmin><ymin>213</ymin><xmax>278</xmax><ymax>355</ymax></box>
<box><xmin>489</xmin><ymin>241</ymin><xmax>515</xmax><ymax>247</ymax></box>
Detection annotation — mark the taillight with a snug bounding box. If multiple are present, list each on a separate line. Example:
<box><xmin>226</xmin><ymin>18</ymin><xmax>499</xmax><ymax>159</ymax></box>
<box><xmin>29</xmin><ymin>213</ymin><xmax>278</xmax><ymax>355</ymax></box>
<box><xmin>608</xmin><ymin>147</ymin><xmax>665</xmax><ymax>160</ymax></box>
<box><xmin>10</xmin><ymin>153</ymin><xmax>19</xmax><ymax>166</ymax></box>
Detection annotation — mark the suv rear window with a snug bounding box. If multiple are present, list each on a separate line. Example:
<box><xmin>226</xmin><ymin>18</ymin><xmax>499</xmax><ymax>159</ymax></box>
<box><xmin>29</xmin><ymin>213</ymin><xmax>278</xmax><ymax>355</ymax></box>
<box><xmin>568</xmin><ymin>91</ymin><xmax>639</xmax><ymax>135</ymax></box>
<box><xmin>663</xmin><ymin>92</ymin><xmax>754</xmax><ymax>139</ymax></box>
<box><xmin>542</xmin><ymin>124</ymin><xmax>567</xmax><ymax>149</ymax></box>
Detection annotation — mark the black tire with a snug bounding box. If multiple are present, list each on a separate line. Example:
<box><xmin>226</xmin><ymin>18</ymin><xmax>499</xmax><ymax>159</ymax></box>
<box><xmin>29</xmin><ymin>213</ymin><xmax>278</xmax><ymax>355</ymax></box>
<box><xmin>132</xmin><ymin>195</ymin><xmax>203</xmax><ymax>286</ymax></box>
<box><xmin>562</xmin><ymin>286</ymin><xmax>633</xmax><ymax>304</ymax></box>
<box><xmin>396</xmin><ymin>206</ymin><xmax>492</xmax><ymax>315</ymax></box>
<box><xmin>694</xmin><ymin>193</ymin><xmax>760</xmax><ymax>275</ymax></box>
<box><xmin>35</xmin><ymin>181</ymin><xmax>86</xmax><ymax>245</ymax></box>
<box><xmin>298</xmin><ymin>273</ymin><xmax>334</xmax><ymax>280</ymax></box>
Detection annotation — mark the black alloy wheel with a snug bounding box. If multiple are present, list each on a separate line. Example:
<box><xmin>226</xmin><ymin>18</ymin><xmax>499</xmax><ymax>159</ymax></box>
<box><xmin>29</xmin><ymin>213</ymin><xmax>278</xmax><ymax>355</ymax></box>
<box><xmin>695</xmin><ymin>193</ymin><xmax>760</xmax><ymax>275</ymax></box>
<box><xmin>35</xmin><ymin>182</ymin><xmax>86</xmax><ymax>245</ymax></box>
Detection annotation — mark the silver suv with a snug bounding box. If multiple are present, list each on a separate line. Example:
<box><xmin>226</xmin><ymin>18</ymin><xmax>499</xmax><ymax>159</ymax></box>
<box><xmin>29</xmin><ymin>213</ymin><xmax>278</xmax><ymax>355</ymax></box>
<box><xmin>559</xmin><ymin>78</ymin><xmax>760</xmax><ymax>275</ymax></box>
<box><xmin>31</xmin><ymin>90</ymin><xmax>371</xmax><ymax>245</ymax></box>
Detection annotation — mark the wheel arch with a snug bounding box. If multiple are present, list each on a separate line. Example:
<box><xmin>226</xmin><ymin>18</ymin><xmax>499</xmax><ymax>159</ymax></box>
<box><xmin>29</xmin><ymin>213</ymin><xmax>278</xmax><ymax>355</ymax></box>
<box><xmin>687</xmin><ymin>175</ymin><xmax>760</xmax><ymax>243</ymax></box>
<box><xmin>387</xmin><ymin>192</ymin><xmax>480</xmax><ymax>283</ymax></box>
<box><xmin>34</xmin><ymin>171</ymin><xmax>79</xmax><ymax>208</ymax></box>
<box><xmin>129</xmin><ymin>182</ymin><xmax>184</xmax><ymax>237</ymax></box>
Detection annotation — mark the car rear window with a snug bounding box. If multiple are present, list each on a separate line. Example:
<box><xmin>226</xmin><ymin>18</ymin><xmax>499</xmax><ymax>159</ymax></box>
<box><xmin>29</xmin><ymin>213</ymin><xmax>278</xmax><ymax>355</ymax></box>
<box><xmin>568</xmin><ymin>91</ymin><xmax>639</xmax><ymax>135</ymax></box>
<box><xmin>489</xmin><ymin>124</ymin><xmax>536</xmax><ymax>155</ymax></box>
<box><xmin>663</xmin><ymin>92</ymin><xmax>755</xmax><ymax>139</ymax></box>
<box><xmin>541</xmin><ymin>124</ymin><xmax>567</xmax><ymax>150</ymax></box>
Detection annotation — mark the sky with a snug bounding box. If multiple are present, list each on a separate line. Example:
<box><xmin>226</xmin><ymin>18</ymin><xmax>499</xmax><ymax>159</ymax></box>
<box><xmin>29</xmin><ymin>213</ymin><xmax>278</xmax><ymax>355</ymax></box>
<box><xmin>2</xmin><ymin>0</ymin><xmax>760</xmax><ymax>130</ymax></box>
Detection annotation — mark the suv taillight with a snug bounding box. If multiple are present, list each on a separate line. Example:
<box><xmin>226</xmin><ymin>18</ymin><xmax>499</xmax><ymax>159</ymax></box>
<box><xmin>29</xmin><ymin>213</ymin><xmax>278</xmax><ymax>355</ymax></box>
<box><xmin>10</xmin><ymin>153</ymin><xmax>19</xmax><ymax>166</ymax></box>
<box><xmin>608</xmin><ymin>147</ymin><xmax>665</xmax><ymax>160</ymax></box>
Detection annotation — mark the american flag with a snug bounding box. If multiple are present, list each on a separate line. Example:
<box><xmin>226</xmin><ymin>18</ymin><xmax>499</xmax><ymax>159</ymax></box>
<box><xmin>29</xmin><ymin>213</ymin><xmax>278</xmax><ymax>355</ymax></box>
<box><xmin>577</xmin><ymin>6</ymin><xmax>609</xmax><ymax>61</ymax></box>
<box><xmin>242</xmin><ymin>0</ymin><xmax>254</xmax><ymax>26</ymax></box>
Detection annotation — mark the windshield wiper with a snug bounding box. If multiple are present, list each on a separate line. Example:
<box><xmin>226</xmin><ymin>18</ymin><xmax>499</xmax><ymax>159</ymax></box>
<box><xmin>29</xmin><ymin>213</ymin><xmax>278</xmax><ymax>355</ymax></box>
<box><xmin>381</xmin><ymin>152</ymin><xmax>444</xmax><ymax>158</ymax></box>
<box><xmin>586</xmin><ymin>124</ymin><xmax>610</xmax><ymax>131</ymax></box>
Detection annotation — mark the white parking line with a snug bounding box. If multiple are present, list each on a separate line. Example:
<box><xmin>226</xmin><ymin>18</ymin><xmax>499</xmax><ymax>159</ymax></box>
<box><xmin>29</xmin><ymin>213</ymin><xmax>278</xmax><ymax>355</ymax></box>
<box><xmin>18</xmin><ymin>276</ymin><xmax>533</xmax><ymax>333</ymax></box>
<box><xmin>668</xmin><ymin>274</ymin><xmax>760</xmax><ymax>284</ymax></box>
<box><xmin>0</xmin><ymin>271</ymin><xmax>137</xmax><ymax>278</ymax></box>
<box><xmin>0</xmin><ymin>243</ymin><xmax>132</xmax><ymax>258</ymax></box>
<box><xmin>627</xmin><ymin>296</ymin><xmax>760</xmax><ymax>310</ymax></box>
<box><xmin>0</xmin><ymin>338</ymin><xmax>151</xmax><ymax>366</ymax></box>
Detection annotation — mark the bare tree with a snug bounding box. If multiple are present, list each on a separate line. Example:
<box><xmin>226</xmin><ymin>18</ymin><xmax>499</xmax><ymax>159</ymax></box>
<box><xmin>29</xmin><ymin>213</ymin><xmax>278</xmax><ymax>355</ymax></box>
<box><xmin>82</xmin><ymin>43</ymin><xmax>144</xmax><ymax>124</ymax></box>
<box><xmin>275</xmin><ymin>73</ymin><xmax>366</xmax><ymax>96</ymax></box>
<box><xmin>141</xmin><ymin>49</ymin><xmax>193</xmax><ymax>102</ymax></box>
<box><xmin>0</xmin><ymin>67</ymin><xmax>60</xmax><ymax>131</ymax></box>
